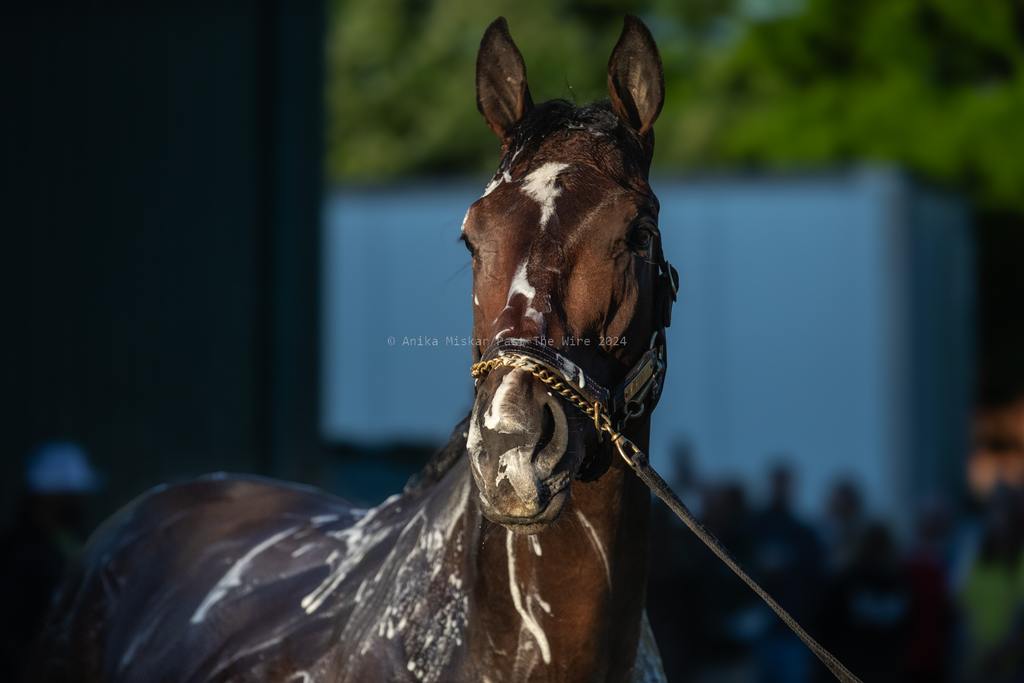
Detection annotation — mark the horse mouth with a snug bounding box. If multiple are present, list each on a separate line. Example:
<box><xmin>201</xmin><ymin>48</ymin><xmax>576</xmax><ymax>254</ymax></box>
<box><xmin>478</xmin><ymin>488</ymin><xmax>569</xmax><ymax>534</ymax></box>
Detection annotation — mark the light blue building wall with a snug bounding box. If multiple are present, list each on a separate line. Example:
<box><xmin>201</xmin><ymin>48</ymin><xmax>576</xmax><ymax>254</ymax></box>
<box><xmin>322</xmin><ymin>168</ymin><xmax>972</xmax><ymax>522</ymax></box>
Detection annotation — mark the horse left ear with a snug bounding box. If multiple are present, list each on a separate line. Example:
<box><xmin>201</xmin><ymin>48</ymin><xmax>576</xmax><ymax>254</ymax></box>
<box><xmin>476</xmin><ymin>17</ymin><xmax>534</xmax><ymax>142</ymax></box>
<box><xmin>607</xmin><ymin>15</ymin><xmax>664</xmax><ymax>138</ymax></box>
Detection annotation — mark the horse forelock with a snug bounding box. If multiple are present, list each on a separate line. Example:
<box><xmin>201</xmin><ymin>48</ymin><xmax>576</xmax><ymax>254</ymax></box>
<box><xmin>498</xmin><ymin>100</ymin><xmax>651</xmax><ymax>190</ymax></box>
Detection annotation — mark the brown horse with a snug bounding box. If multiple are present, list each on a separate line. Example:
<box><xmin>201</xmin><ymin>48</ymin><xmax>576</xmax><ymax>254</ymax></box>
<box><xmin>35</xmin><ymin>16</ymin><xmax>673</xmax><ymax>683</ymax></box>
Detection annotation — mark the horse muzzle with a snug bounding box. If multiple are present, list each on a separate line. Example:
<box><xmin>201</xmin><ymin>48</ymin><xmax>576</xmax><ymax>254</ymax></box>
<box><xmin>467</xmin><ymin>366</ymin><xmax>574</xmax><ymax>533</ymax></box>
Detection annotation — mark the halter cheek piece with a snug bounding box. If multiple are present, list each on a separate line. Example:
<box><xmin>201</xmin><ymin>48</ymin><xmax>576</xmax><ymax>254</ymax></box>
<box><xmin>467</xmin><ymin>237</ymin><xmax>862</xmax><ymax>683</ymax></box>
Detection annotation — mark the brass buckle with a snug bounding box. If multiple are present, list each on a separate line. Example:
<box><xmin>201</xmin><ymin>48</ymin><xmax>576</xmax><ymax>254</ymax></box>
<box><xmin>622</xmin><ymin>354</ymin><xmax>655</xmax><ymax>407</ymax></box>
<box><xmin>619</xmin><ymin>333</ymin><xmax>665</xmax><ymax>428</ymax></box>
<box><xmin>612</xmin><ymin>433</ymin><xmax>644</xmax><ymax>467</ymax></box>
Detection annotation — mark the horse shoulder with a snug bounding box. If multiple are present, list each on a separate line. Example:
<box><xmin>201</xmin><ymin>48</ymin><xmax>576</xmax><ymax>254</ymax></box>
<box><xmin>38</xmin><ymin>474</ymin><xmax>366</xmax><ymax>682</ymax></box>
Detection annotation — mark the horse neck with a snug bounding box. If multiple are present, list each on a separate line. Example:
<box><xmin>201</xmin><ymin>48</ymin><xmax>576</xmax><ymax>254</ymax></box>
<box><xmin>467</xmin><ymin>418</ymin><xmax>652</xmax><ymax>680</ymax></box>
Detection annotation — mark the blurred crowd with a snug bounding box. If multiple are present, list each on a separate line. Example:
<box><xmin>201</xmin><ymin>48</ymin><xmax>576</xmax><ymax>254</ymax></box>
<box><xmin>648</xmin><ymin>453</ymin><xmax>1024</xmax><ymax>683</ymax></box>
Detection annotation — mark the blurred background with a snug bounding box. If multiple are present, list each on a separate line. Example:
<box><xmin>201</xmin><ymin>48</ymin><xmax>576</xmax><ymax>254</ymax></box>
<box><xmin>4</xmin><ymin>1</ymin><xmax>1024</xmax><ymax>681</ymax></box>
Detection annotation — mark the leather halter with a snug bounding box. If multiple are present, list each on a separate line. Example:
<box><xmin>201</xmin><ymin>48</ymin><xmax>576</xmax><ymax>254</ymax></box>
<box><xmin>471</xmin><ymin>237</ymin><xmax>678</xmax><ymax>482</ymax></box>
<box><xmin>474</xmin><ymin>237</ymin><xmax>679</xmax><ymax>435</ymax></box>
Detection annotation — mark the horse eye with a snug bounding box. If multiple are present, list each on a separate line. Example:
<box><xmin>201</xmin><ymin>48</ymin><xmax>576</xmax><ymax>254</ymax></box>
<box><xmin>629</xmin><ymin>221</ymin><xmax>656</xmax><ymax>252</ymax></box>
<box><xmin>460</xmin><ymin>235</ymin><xmax>477</xmax><ymax>257</ymax></box>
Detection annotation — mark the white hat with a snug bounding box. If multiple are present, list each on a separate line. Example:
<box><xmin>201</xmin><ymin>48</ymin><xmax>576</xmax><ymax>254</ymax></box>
<box><xmin>26</xmin><ymin>441</ymin><xmax>100</xmax><ymax>494</ymax></box>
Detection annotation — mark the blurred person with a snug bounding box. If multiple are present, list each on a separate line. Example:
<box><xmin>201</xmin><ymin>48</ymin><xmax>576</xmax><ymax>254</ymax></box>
<box><xmin>959</xmin><ymin>487</ymin><xmax>1024</xmax><ymax>683</ymax></box>
<box><xmin>690</xmin><ymin>482</ymin><xmax>760</xmax><ymax>683</ymax></box>
<box><xmin>905</xmin><ymin>497</ymin><xmax>955</xmax><ymax>682</ymax></box>
<box><xmin>968</xmin><ymin>395</ymin><xmax>1024</xmax><ymax>499</ymax></box>
<box><xmin>647</xmin><ymin>440</ymin><xmax>706</xmax><ymax>681</ymax></box>
<box><xmin>749</xmin><ymin>462</ymin><xmax>824</xmax><ymax>683</ymax></box>
<box><xmin>820</xmin><ymin>478</ymin><xmax>866</xmax><ymax>573</ymax></box>
<box><xmin>0</xmin><ymin>441</ymin><xmax>99</xmax><ymax>682</ymax></box>
<box><xmin>667</xmin><ymin>438</ymin><xmax>703</xmax><ymax>519</ymax></box>
<box><xmin>817</xmin><ymin>523</ymin><xmax>912</xmax><ymax>683</ymax></box>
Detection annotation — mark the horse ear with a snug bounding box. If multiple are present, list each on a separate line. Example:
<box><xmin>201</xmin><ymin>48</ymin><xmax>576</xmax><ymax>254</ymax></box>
<box><xmin>607</xmin><ymin>15</ymin><xmax>664</xmax><ymax>137</ymax></box>
<box><xmin>476</xmin><ymin>17</ymin><xmax>533</xmax><ymax>142</ymax></box>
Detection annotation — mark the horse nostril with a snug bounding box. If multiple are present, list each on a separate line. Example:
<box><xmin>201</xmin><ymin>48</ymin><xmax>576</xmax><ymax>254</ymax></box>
<box><xmin>533</xmin><ymin>402</ymin><xmax>555</xmax><ymax>460</ymax></box>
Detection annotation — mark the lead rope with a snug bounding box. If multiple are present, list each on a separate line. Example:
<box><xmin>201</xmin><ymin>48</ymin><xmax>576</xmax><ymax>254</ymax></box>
<box><xmin>471</xmin><ymin>354</ymin><xmax>862</xmax><ymax>683</ymax></box>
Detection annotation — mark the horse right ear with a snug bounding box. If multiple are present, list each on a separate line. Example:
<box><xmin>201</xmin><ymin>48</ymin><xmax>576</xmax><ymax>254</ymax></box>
<box><xmin>607</xmin><ymin>15</ymin><xmax>664</xmax><ymax>138</ymax></box>
<box><xmin>476</xmin><ymin>17</ymin><xmax>533</xmax><ymax>143</ymax></box>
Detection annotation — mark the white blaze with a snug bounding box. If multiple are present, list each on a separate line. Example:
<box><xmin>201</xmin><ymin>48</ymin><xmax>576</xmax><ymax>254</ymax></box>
<box><xmin>498</xmin><ymin>258</ymin><xmax>546</xmax><ymax>337</ymax></box>
<box><xmin>521</xmin><ymin>162</ymin><xmax>569</xmax><ymax>229</ymax></box>
<box><xmin>507</xmin><ymin>259</ymin><xmax>536</xmax><ymax>304</ymax></box>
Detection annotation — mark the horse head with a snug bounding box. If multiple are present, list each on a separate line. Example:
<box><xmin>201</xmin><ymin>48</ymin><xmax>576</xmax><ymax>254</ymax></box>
<box><xmin>464</xmin><ymin>16</ymin><xmax>673</xmax><ymax>534</ymax></box>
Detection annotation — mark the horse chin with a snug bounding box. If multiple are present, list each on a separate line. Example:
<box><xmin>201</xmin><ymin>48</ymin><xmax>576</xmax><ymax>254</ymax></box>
<box><xmin>477</xmin><ymin>488</ymin><xmax>569</xmax><ymax>535</ymax></box>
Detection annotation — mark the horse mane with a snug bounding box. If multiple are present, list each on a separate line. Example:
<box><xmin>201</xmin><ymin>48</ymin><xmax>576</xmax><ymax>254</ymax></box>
<box><xmin>403</xmin><ymin>412</ymin><xmax>471</xmax><ymax>494</ymax></box>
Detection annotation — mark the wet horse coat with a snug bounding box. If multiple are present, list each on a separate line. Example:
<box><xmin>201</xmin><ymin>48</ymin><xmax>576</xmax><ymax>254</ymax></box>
<box><xmin>37</xmin><ymin>16</ymin><xmax>671</xmax><ymax>683</ymax></box>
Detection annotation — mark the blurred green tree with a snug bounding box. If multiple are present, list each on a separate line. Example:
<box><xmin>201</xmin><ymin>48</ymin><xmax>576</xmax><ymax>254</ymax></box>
<box><xmin>326</xmin><ymin>0</ymin><xmax>1024</xmax><ymax>214</ymax></box>
<box><xmin>325</xmin><ymin>0</ymin><xmax>729</xmax><ymax>181</ymax></box>
<box><xmin>675</xmin><ymin>0</ymin><xmax>1024</xmax><ymax>213</ymax></box>
<box><xmin>326</xmin><ymin>0</ymin><xmax>644</xmax><ymax>181</ymax></box>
